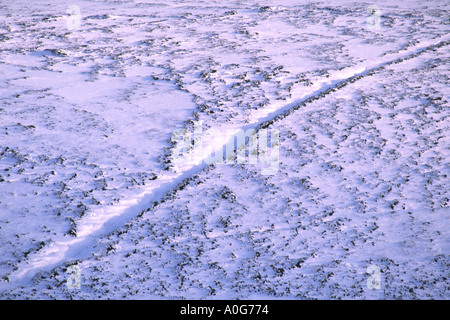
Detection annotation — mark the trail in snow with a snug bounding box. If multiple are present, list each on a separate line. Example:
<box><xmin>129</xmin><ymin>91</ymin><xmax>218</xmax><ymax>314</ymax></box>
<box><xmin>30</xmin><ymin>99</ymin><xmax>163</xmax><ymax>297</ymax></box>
<box><xmin>4</xmin><ymin>34</ymin><xmax>449</xmax><ymax>288</ymax></box>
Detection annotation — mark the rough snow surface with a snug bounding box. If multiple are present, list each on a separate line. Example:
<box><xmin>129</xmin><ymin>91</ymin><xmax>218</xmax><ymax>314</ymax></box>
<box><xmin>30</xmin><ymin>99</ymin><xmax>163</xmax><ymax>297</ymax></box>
<box><xmin>0</xmin><ymin>0</ymin><xmax>449</xmax><ymax>299</ymax></box>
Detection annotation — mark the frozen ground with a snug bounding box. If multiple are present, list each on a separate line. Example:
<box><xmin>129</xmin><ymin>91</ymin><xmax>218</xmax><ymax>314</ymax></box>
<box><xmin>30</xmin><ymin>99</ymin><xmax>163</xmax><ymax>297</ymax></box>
<box><xmin>0</xmin><ymin>0</ymin><xmax>449</xmax><ymax>299</ymax></box>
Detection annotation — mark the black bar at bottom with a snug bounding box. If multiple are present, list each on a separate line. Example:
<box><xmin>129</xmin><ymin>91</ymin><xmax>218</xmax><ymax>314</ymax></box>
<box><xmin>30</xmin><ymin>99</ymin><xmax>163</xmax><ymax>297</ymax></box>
<box><xmin>0</xmin><ymin>299</ymin><xmax>442</xmax><ymax>318</ymax></box>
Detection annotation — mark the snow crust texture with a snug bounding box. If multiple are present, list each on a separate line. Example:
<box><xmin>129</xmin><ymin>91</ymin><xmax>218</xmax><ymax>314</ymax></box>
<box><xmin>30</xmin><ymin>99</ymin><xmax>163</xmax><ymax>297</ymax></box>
<box><xmin>0</xmin><ymin>0</ymin><xmax>449</xmax><ymax>299</ymax></box>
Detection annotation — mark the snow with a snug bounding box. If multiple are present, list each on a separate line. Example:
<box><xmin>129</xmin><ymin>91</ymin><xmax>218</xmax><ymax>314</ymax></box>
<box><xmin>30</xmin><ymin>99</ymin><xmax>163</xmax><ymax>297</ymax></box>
<box><xmin>0</xmin><ymin>0</ymin><xmax>449</xmax><ymax>299</ymax></box>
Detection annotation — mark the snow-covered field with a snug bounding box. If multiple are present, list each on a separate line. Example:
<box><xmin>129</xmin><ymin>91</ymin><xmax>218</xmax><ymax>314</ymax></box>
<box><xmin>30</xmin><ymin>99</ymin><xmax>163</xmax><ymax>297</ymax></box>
<box><xmin>0</xmin><ymin>0</ymin><xmax>449</xmax><ymax>299</ymax></box>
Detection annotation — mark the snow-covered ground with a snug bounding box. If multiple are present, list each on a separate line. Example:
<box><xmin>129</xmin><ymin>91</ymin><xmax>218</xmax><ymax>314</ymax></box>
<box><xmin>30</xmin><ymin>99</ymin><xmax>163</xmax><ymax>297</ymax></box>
<box><xmin>0</xmin><ymin>0</ymin><xmax>449</xmax><ymax>299</ymax></box>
